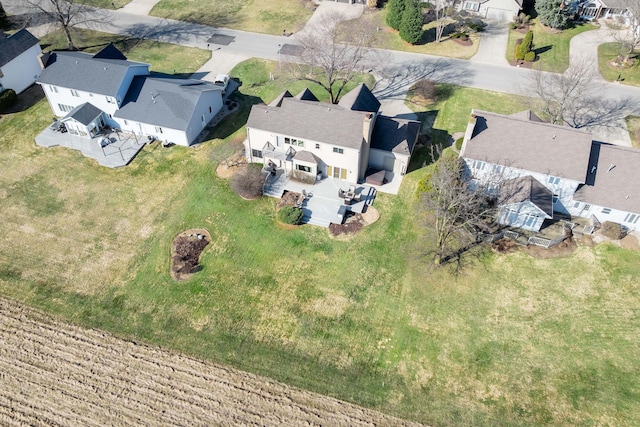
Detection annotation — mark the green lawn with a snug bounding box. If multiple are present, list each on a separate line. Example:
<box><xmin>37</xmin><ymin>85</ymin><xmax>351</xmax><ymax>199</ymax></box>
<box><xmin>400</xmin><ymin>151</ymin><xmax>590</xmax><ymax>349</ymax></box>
<box><xmin>2</xmin><ymin>44</ymin><xmax>640</xmax><ymax>426</ymax></box>
<box><xmin>345</xmin><ymin>7</ymin><xmax>479</xmax><ymax>59</ymax></box>
<box><xmin>506</xmin><ymin>20</ymin><xmax>596</xmax><ymax>73</ymax></box>
<box><xmin>149</xmin><ymin>0</ymin><xmax>313</xmax><ymax>35</ymax></box>
<box><xmin>598</xmin><ymin>43</ymin><xmax>640</xmax><ymax>87</ymax></box>
<box><xmin>626</xmin><ymin>115</ymin><xmax>640</xmax><ymax>148</ymax></box>
<box><xmin>40</xmin><ymin>29</ymin><xmax>211</xmax><ymax>75</ymax></box>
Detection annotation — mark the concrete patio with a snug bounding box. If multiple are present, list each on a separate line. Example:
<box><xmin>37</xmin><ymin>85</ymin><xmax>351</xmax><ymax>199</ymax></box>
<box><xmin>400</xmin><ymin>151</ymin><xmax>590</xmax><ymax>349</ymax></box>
<box><xmin>35</xmin><ymin>127</ymin><xmax>147</xmax><ymax>168</ymax></box>
<box><xmin>264</xmin><ymin>171</ymin><xmax>377</xmax><ymax>228</ymax></box>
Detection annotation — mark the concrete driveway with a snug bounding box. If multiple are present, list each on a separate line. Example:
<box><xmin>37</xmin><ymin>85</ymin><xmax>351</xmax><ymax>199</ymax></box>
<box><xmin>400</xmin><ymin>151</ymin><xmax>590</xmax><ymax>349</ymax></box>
<box><xmin>291</xmin><ymin>2</ymin><xmax>364</xmax><ymax>41</ymax></box>
<box><xmin>470</xmin><ymin>20</ymin><xmax>510</xmax><ymax>65</ymax></box>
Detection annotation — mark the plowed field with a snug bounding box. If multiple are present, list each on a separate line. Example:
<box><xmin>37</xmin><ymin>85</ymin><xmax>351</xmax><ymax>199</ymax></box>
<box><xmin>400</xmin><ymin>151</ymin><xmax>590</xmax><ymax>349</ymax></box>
<box><xmin>0</xmin><ymin>298</ymin><xmax>423</xmax><ymax>426</ymax></box>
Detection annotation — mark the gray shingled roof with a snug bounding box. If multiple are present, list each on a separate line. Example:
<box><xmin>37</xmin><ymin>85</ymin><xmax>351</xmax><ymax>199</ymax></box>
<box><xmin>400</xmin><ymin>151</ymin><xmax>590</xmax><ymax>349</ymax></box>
<box><xmin>338</xmin><ymin>83</ymin><xmax>380</xmax><ymax>113</ymax></box>
<box><xmin>247</xmin><ymin>98</ymin><xmax>369</xmax><ymax>149</ymax></box>
<box><xmin>295</xmin><ymin>88</ymin><xmax>319</xmax><ymax>102</ymax></box>
<box><xmin>500</xmin><ymin>175</ymin><xmax>553</xmax><ymax>217</ymax></box>
<box><xmin>371</xmin><ymin>115</ymin><xmax>420</xmax><ymax>155</ymax></box>
<box><xmin>0</xmin><ymin>29</ymin><xmax>40</xmax><ymax>68</ymax></box>
<box><xmin>37</xmin><ymin>49</ymin><xmax>149</xmax><ymax>96</ymax></box>
<box><xmin>574</xmin><ymin>143</ymin><xmax>640</xmax><ymax>214</ymax></box>
<box><xmin>600</xmin><ymin>0</ymin><xmax>630</xmax><ymax>8</ymax></box>
<box><xmin>114</xmin><ymin>74</ymin><xmax>222</xmax><ymax>131</ymax></box>
<box><xmin>62</xmin><ymin>102</ymin><xmax>103</xmax><ymax>125</ymax></box>
<box><xmin>461</xmin><ymin>110</ymin><xmax>593</xmax><ymax>182</ymax></box>
<box><xmin>269</xmin><ymin>90</ymin><xmax>293</xmax><ymax>107</ymax></box>
<box><xmin>293</xmin><ymin>150</ymin><xmax>319</xmax><ymax>164</ymax></box>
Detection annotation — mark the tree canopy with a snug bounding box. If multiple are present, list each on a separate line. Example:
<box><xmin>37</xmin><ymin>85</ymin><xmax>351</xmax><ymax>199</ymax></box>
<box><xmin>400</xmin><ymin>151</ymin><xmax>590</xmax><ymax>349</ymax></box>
<box><xmin>399</xmin><ymin>0</ymin><xmax>424</xmax><ymax>44</ymax></box>
<box><xmin>536</xmin><ymin>0</ymin><xmax>571</xmax><ymax>29</ymax></box>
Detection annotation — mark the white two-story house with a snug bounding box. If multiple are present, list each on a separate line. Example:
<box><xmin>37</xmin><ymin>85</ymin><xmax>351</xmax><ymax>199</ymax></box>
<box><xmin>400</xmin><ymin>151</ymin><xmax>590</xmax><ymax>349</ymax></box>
<box><xmin>460</xmin><ymin>109</ymin><xmax>640</xmax><ymax>232</ymax></box>
<box><xmin>37</xmin><ymin>44</ymin><xmax>223</xmax><ymax>146</ymax></box>
<box><xmin>244</xmin><ymin>84</ymin><xmax>419</xmax><ymax>189</ymax></box>
<box><xmin>0</xmin><ymin>29</ymin><xmax>42</xmax><ymax>94</ymax></box>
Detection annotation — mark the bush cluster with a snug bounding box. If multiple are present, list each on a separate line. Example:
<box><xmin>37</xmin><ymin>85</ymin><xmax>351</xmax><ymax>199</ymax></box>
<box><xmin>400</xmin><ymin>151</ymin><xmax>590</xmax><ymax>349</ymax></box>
<box><xmin>278</xmin><ymin>206</ymin><xmax>304</xmax><ymax>225</ymax></box>
<box><xmin>0</xmin><ymin>89</ymin><xmax>17</xmax><ymax>112</ymax></box>
<box><xmin>515</xmin><ymin>30</ymin><xmax>534</xmax><ymax>61</ymax></box>
<box><xmin>387</xmin><ymin>0</ymin><xmax>424</xmax><ymax>44</ymax></box>
<box><xmin>230</xmin><ymin>165</ymin><xmax>265</xmax><ymax>199</ymax></box>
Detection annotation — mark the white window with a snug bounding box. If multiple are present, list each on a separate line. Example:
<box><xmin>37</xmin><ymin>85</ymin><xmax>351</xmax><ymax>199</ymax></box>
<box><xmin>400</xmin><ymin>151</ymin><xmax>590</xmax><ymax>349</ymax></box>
<box><xmin>464</xmin><ymin>2</ymin><xmax>480</xmax><ymax>11</ymax></box>
<box><xmin>548</xmin><ymin>176</ymin><xmax>560</xmax><ymax>185</ymax></box>
<box><xmin>492</xmin><ymin>164</ymin><xmax>503</xmax><ymax>174</ymax></box>
<box><xmin>106</xmin><ymin>96</ymin><xmax>115</xmax><ymax>104</ymax></box>
<box><xmin>296</xmin><ymin>164</ymin><xmax>312</xmax><ymax>173</ymax></box>
<box><xmin>155</xmin><ymin>126</ymin><xmax>163</xmax><ymax>133</ymax></box>
<box><xmin>49</xmin><ymin>85</ymin><xmax>58</xmax><ymax>93</ymax></box>
<box><xmin>284</xmin><ymin>137</ymin><xmax>304</xmax><ymax>147</ymax></box>
<box><xmin>57</xmin><ymin>104</ymin><xmax>73</xmax><ymax>113</ymax></box>
<box><xmin>70</xmin><ymin>89</ymin><xmax>79</xmax><ymax>97</ymax></box>
<box><xmin>201</xmin><ymin>114</ymin><xmax>205</xmax><ymax>123</ymax></box>
<box><xmin>473</xmin><ymin>160</ymin><xmax>485</xmax><ymax>170</ymax></box>
<box><xmin>333</xmin><ymin>147</ymin><xmax>344</xmax><ymax>154</ymax></box>
<box><xmin>601</xmin><ymin>207</ymin><xmax>611</xmax><ymax>214</ymax></box>
<box><xmin>315</xmin><ymin>143</ymin><xmax>320</xmax><ymax>149</ymax></box>
<box><xmin>624</xmin><ymin>213</ymin><xmax>639</xmax><ymax>224</ymax></box>
<box><xmin>251</xmin><ymin>149</ymin><xmax>262</xmax><ymax>158</ymax></box>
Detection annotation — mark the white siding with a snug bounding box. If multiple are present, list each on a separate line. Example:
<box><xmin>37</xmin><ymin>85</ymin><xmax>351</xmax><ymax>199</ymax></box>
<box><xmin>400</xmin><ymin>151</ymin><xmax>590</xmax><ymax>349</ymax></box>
<box><xmin>183</xmin><ymin>90</ymin><xmax>224</xmax><ymax>145</ymax></box>
<box><xmin>0</xmin><ymin>44</ymin><xmax>42</xmax><ymax>94</ymax></box>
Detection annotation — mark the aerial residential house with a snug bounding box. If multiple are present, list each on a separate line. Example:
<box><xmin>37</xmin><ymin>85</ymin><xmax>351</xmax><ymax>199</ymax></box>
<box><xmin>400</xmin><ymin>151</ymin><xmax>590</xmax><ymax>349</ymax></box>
<box><xmin>244</xmin><ymin>84</ymin><xmax>419</xmax><ymax>190</ymax></box>
<box><xmin>36</xmin><ymin>44</ymin><xmax>224</xmax><ymax>147</ymax></box>
<box><xmin>572</xmin><ymin>0</ymin><xmax>633</xmax><ymax>23</ymax></box>
<box><xmin>459</xmin><ymin>0</ymin><xmax>523</xmax><ymax>21</ymax></box>
<box><xmin>0</xmin><ymin>29</ymin><xmax>42</xmax><ymax>94</ymax></box>
<box><xmin>460</xmin><ymin>109</ymin><xmax>640</xmax><ymax>232</ymax></box>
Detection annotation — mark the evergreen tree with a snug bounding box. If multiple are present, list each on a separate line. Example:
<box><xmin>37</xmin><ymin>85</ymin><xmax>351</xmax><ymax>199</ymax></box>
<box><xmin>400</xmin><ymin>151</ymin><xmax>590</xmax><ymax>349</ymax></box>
<box><xmin>386</xmin><ymin>0</ymin><xmax>406</xmax><ymax>31</ymax></box>
<box><xmin>536</xmin><ymin>0</ymin><xmax>571</xmax><ymax>29</ymax></box>
<box><xmin>399</xmin><ymin>0</ymin><xmax>424</xmax><ymax>44</ymax></box>
<box><xmin>0</xmin><ymin>2</ymin><xmax>8</xmax><ymax>30</ymax></box>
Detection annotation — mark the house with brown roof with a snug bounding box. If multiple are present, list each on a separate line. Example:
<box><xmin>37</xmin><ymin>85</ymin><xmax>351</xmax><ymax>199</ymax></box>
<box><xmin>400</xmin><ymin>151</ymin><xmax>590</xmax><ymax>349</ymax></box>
<box><xmin>244</xmin><ymin>84</ymin><xmax>419</xmax><ymax>193</ymax></box>
<box><xmin>460</xmin><ymin>109</ymin><xmax>640</xmax><ymax>232</ymax></box>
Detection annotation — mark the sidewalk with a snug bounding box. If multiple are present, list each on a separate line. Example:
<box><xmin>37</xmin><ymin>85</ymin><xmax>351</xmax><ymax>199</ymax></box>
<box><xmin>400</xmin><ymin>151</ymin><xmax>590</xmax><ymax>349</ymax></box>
<box><xmin>118</xmin><ymin>0</ymin><xmax>162</xmax><ymax>15</ymax></box>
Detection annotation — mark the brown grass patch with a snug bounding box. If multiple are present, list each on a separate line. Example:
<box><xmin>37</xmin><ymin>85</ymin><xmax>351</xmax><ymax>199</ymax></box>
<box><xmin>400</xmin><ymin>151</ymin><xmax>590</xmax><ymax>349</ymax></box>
<box><xmin>525</xmin><ymin>237</ymin><xmax>577</xmax><ymax>259</ymax></box>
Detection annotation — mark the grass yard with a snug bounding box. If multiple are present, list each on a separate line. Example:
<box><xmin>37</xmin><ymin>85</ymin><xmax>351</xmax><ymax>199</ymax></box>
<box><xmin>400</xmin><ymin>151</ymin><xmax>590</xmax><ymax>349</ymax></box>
<box><xmin>2</xmin><ymin>41</ymin><xmax>640</xmax><ymax>426</ymax></box>
<box><xmin>348</xmin><ymin>8</ymin><xmax>479</xmax><ymax>59</ymax></box>
<box><xmin>39</xmin><ymin>29</ymin><xmax>211</xmax><ymax>75</ymax></box>
<box><xmin>598</xmin><ymin>43</ymin><xmax>640</xmax><ymax>87</ymax></box>
<box><xmin>506</xmin><ymin>20</ymin><xmax>596</xmax><ymax>73</ymax></box>
<box><xmin>626</xmin><ymin>115</ymin><xmax>640</xmax><ymax>148</ymax></box>
<box><xmin>149</xmin><ymin>0</ymin><xmax>313</xmax><ymax>35</ymax></box>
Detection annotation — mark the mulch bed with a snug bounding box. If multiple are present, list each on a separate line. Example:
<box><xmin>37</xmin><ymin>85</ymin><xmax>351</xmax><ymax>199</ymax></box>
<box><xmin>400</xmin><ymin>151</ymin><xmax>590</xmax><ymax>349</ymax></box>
<box><xmin>452</xmin><ymin>37</ymin><xmax>473</xmax><ymax>46</ymax></box>
<box><xmin>170</xmin><ymin>228</ymin><xmax>211</xmax><ymax>281</ymax></box>
<box><xmin>525</xmin><ymin>237</ymin><xmax>577</xmax><ymax>259</ymax></box>
<box><xmin>329</xmin><ymin>214</ymin><xmax>365</xmax><ymax>236</ymax></box>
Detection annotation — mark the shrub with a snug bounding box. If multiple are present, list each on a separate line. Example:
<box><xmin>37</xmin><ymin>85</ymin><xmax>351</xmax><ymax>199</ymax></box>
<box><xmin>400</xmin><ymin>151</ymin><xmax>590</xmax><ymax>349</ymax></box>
<box><xmin>230</xmin><ymin>165</ymin><xmax>265</xmax><ymax>199</ymax></box>
<box><xmin>509</xmin><ymin>22</ymin><xmax>516</xmax><ymax>30</ymax></box>
<box><xmin>524</xmin><ymin>51</ymin><xmax>536</xmax><ymax>62</ymax></box>
<box><xmin>278</xmin><ymin>206</ymin><xmax>304</xmax><ymax>225</ymax></box>
<box><xmin>410</xmin><ymin>79</ymin><xmax>438</xmax><ymax>104</ymax></box>
<box><xmin>399</xmin><ymin>0</ymin><xmax>424</xmax><ymax>44</ymax></box>
<box><xmin>600</xmin><ymin>221</ymin><xmax>624</xmax><ymax>240</ymax></box>
<box><xmin>0</xmin><ymin>89</ymin><xmax>17</xmax><ymax>112</ymax></box>
<box><xmin>386</xmin><ymin>0</ymin><xmax>406</xmax><ymax>30</ymax></box>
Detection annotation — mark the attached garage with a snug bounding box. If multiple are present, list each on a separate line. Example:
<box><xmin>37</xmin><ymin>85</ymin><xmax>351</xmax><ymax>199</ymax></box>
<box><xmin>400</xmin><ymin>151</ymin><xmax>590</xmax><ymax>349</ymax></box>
<box><xmin>484</xmin><ymin>7</ymin><xmax>513</xmax><ymax>20</ymax></box>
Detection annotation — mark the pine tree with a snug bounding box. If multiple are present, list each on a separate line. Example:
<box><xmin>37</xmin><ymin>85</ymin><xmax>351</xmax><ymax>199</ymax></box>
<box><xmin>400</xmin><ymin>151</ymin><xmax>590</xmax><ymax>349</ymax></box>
<box><xmin>0</xmin><ymin>2</ymin><xmax>8</xmax><ymax>30</ymax></box>
<box><xmin>536</xmin><ymin>0</ymin><xmax>571</xmax><ymax>29</ymax></box>
<box><xmin>386</xmin><ymin>0</ymin><xmax>406</xmax><ymax>31</ymax></box>
<box><xmin>399</xmin><ymin>0</ymin><xmax>424</xmax><ymax>44</ymax></box>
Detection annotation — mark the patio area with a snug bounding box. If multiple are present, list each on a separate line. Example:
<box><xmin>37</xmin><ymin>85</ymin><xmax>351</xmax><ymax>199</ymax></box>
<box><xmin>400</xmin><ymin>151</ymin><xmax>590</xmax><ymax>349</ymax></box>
<box><xmin>35</xmin><ymin>126</ymin><xmax>147</xmax><ymax>168</ymax></box>
<box><xmin>264</xmin><ymin>171</ymin><xmax>377</xmax><ymax>228</ymax></box>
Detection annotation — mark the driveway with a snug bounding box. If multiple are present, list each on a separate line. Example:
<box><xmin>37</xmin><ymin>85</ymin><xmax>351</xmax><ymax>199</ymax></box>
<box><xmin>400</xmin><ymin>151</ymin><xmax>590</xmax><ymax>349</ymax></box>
<box><xmin>469</xmin><ymin>20</ymin><xmax>510</xmax><ymax>66</ymax></box>
<box><xmin>291</xmin><ymin>2</ymin><xmax>365</xmax><ymax>41</ymax></box>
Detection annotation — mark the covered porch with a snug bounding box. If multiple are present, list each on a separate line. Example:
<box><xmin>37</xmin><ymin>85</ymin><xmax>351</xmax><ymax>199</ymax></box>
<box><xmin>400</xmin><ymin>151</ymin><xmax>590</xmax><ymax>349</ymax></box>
<box><xmin>35</xmin><ymin>126</ymin><xmax>147</xmax><ymax>168</ymax></box>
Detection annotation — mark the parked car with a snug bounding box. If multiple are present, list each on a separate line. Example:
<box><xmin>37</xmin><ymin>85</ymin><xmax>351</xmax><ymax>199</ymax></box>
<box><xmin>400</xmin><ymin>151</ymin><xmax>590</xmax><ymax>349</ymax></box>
<box><xmin>213</xmin><ymin>74</ymin><xmax>230</xmax><ymax>96</ymax></box>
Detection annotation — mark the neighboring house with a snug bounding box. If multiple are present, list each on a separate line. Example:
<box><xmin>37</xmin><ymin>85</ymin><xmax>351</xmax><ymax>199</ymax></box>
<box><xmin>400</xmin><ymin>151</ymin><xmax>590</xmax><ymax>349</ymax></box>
<box><xmin>37</xmin><ymin>44</ymin><xmax>223</xmax><ymax>146</ymax></box>
<box><xmin>459</xmin><ymin>0</ymin><xmax>523</xmax><ymax>21</ymax></box>
<box><xmin>573</xmin><ymin>0</ymin><xmax>632</xmax><ymax>23</ymax></box>
<box><xmin>459</xmin><ymin>109</ymin><xmax>640</xmax><ymax>232</ymax></box>
<box><xmin>0</xmin><ymin>29</ymin><xmax>42</xmax><ymax>94</ymax></box>
<box><xmin>244</xmin><ymin>84</ymin><xmax>419</xmax><ymax>188</ymax></box>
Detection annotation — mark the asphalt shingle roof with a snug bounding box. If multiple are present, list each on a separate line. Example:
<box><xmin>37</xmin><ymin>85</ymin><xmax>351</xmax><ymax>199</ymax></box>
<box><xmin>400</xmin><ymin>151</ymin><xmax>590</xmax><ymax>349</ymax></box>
<box><xmin>371</xmin><ymin>116</ymin><xmax>420</xmax><ymax>155</ymax></box>
<box><xmin>247</xmin><ymin>97</ymin><xmax>369</xmax><ymax>150</ymax></box>
<box><xmin>461</xmin><ymin>110</ymin><xmax>593</xmax><ymax>183</ymax></box>
<box><xmin>338</xmin><ymin>83</ymin><xmax>380</xmax><ymax>113</ymax></box>
<box><xmin>63</xmin><ymin>102</ymin><xmax>103</xmax><ymax>125</ymax></box>
<box><xmin>574</xmin><ymin>143</ymin><xmax>640</xmax><ymax>214</ymax></box>
<box><xmin>37</xmin><ymin>47</ymin><xmax>149</xmax><ymax>96</ymax></box>
<box><xmin>114</xmin><ymin>74</ymin><xmax>222</xmax><ymax>131</ymax></box>
<box><xmin>500</xmin><ymin>175</ymin><xmax>553</xmax><ymax>217</ymax></box>
<box><xmin>0</xmin><ymin>29</ymin><xmax>40</xmax><ymax>68</ymax></box>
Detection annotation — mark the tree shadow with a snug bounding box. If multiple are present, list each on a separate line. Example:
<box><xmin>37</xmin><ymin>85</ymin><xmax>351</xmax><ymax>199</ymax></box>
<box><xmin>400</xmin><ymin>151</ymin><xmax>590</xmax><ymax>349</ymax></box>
<box><xmin>2</xmin><ymin>85</ymin><xmax>45</xmax><ymax>114</ymax></box>
<box><xmin>203</xmin><ymin>87</ymin><xmax>262</xmax><ymax>141</ymax></box>
<box><xmin>534</xmin><ymin>45</ymin><xmax>552</xmax><ymax>56</ymax></box>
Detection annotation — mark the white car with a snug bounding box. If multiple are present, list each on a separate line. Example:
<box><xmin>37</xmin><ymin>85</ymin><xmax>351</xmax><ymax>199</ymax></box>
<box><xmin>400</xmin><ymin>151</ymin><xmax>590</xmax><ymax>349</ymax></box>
<box><xmin>213</xmin><ymin>74</ymin><xmax>230</xmax><ymax>96</ymax></box>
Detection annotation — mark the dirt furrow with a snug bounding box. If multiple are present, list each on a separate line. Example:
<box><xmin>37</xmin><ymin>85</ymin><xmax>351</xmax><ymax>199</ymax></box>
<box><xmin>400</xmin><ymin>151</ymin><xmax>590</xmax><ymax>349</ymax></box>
<box><xmin>0</xmin><ymin>298</ymin><xmax>424</xmax><ymax>426</ymax></box>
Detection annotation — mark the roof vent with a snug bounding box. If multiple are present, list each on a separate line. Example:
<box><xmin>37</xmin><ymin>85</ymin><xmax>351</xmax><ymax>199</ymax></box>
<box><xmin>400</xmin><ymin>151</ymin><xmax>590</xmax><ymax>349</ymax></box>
<box><xmin>552</xmin><ymin>134</ymin><xmax>556</xmax><ymax>139</ymax></box>
<box><xmin>75</xmin><ymin>60</ymin><xmax>79</xmax><ymax>64</ymax></box>
<box><xmin>607</xmin><ymin>164</ymin><xmax>615</xmax><ymax>172</ymax></box>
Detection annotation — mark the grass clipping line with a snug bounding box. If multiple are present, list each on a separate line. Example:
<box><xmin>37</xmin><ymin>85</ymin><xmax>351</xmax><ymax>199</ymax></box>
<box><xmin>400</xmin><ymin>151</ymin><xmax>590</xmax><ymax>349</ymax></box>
<box><xmin>0</xmin><ymin>297</ymin><xmax>425</xmax><ymax>426</ymax></box>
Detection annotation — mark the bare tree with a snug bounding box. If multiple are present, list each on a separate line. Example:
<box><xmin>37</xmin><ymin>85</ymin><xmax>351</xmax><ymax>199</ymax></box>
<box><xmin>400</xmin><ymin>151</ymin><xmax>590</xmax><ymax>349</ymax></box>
<box><xmin>292</xmin><ymin>11</ymin><xmax>377</xmax><ymax>104</ymax></box>
<box><xmin>607</xmin><ymin>1</ymin><xmax>640</xmax><ymax>62</ymax></box>
<box><xmin>231</xmin><ymin>165</ymin><xmax>265</xmax><ymax>199</ymax></box>
<box><xmin>523</xmin><ymin>58</ymin><xmax>636</xmax><ymax>129</ymax></box>
<box><xmin>21</xmin><ymin>0</ymin><xmax>106</xmax><ymax>50</ymax></box>
<box><xmin>420</xmin><ymin>149</ymin><xmax>495</xmax><ymax>266</ymax></box>
<box><xmin>434</xmin><ymin>0</ymin><xmax>456</xmax><ymax>43</ymax></box>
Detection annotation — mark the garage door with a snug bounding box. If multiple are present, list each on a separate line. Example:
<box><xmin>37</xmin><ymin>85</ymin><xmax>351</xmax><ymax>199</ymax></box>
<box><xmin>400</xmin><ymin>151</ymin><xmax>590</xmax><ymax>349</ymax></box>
<box><xmin>485</xmin><ymin>8</ymin><xmax>512</xmax><ymax>21</ymax></box>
